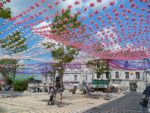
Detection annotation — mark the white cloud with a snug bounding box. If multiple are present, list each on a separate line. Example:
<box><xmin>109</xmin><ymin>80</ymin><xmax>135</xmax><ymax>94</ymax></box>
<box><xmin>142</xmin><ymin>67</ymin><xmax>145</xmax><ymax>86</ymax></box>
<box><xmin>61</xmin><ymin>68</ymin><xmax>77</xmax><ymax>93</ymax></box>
<box><xmin>33</xmin><ymin>21</ymin><xmax>51</xmax><ymax>31</ymax></box>
<box><xmin>6</xmin><ymin>0</ymin><xmax>54</xmax><ymax>18</ymax></box>
<box><xmin>39</xmin><ymin>38</ymin><xmax>58</xmax><ymax>46</ymax></box>
<box><xmin>32</xmin><ymin>21</ymin><xmax>59</xmax><ymax>47</ymax></box>
<box><xmin>6</xmin><ymin>0</ymin><xmax>35</xmax><ymax>16</ymax></box>
<box><xmin>4</xmin><ymin>0</ymin><xmax>121</xmax><ymax>36</ymax></box>
<box><xmin>6</xmin><ymin>0</ymin><xmax>119</xmax><ymax>17</ymax></box>
<box><xmin>61</xmin><ymin>0</ymin><xmax>119</xmax><ymax>10</ymax></box>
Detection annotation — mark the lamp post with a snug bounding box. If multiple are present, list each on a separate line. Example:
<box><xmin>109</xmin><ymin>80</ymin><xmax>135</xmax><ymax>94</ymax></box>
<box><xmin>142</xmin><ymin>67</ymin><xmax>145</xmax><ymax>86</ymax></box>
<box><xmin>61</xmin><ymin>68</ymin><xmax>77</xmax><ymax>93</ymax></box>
<box><xmin>144</xmin><ymin>59</ymin><xmax>149</xmax><ymax>87</ymax></box>
<box><xmin>106</xmin><ymin>59</ymin><xmax>110</xmax><ymax>94</ymax></box>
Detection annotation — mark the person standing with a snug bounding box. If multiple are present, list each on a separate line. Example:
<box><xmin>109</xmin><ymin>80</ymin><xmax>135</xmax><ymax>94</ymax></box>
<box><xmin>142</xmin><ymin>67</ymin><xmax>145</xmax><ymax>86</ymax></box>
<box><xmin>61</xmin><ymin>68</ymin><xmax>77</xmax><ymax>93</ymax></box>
<box><xmin>47</xmin><ymin>84</ymin><xmax>55</xmax><ymax>105</ymax></box>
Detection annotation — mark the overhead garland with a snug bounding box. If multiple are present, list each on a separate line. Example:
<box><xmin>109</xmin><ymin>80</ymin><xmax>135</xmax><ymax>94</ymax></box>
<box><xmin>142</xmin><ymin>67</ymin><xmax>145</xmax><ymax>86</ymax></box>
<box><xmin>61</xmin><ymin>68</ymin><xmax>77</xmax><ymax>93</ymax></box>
<box><xmin>0</xmin><ymin>0</ymin><xmax>149</xmax><ymax>60</ymax></box>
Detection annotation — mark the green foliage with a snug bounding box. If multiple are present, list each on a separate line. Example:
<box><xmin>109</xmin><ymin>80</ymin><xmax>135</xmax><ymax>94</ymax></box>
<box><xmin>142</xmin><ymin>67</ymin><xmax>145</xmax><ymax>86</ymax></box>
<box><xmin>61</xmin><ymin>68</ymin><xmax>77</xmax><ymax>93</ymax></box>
<box><xmin>13</xmin><ymin>80</ymin><xmax>28</xmax><ymax>91</ymax></box>
<box><xmin>13</xmin><ymin>77</ymin><xmax>33</xmax><ymax>91</ymax></box>
<box><xmin>87</xmin><ymin>59</ymin><xmax>109</xmax><ymax>75</ymax></box>
<box><xmin>7</xmin><ymin>75</ymin><xmax>14</xmax><ymax>85</ymax></box>
<box><xmin>52</xmin><ymin>46</ymin><xmax>78</xmax><ymax>63</ymax></box>
<box><xmin>96</xmin><ymin>60</ymin><xmax>108</xmax><ymax>75</ymax></box>
<box><xmin>28</xmin><ymin>77</ymin><xmax>34</xmax><ymax>81</ymax></box>
<box><xmin>42</xmin><ymin>8</ymin><xmax>81</xmax><ymax>83</ymax></box>
<box><xmin>43</xmin><ymin>9</ymin><xmax>81</xmax><ymax>78</ymax></box>
<box><xmin>0</xmin><ymin>32</ymin><xmax>27</xmax><ymax>86</ymax></box>
<box><xmin>0</xmin><ymin>59</ymin><xmax>17</xmax><ymax>82</ymax></box>
<box><xmin>51</xmin><ymin>9</ymin><xmax>81</xmax><ymax>34</ymax></box>
<box><xmin>44</xmin><ymin>43</ymin><xmax>78</xmax><ymax>76</ymax></box>
<box><xmin>0</xmin><ymin>0</ymin><xmax>11</xmax><ymax>19</ymax></box>
<box><xmin>0</xmin><ymin>32</ymin><xmax>27</xmax><ymax>55</ymax></box>
<box><xmin>0</xmin><ymin>7</ymin><xmax>11</xmax><ymax>18</ymax></box>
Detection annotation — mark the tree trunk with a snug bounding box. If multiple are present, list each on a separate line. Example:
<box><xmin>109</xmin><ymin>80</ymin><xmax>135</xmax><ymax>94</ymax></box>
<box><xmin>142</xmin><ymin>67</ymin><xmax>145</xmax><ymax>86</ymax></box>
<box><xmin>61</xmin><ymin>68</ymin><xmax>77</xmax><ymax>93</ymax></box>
<box><xmin>106</xmin><ymin>59</ymin><xmax>110</xmax><ymax>94</ymax></box>
<box><xmin>3</xmin><ymin>74</ymin><xmax>9</xmax><ymax>90</ymax></box>
<box><xmin>97</xmin><ymin>74</ymin><xmax>98</xmax><ymax>97</ymax></box>
<box><xmin>60</xmin><ymin>63</ymin><xmax>64</xmax><ymax>106</ymax></box>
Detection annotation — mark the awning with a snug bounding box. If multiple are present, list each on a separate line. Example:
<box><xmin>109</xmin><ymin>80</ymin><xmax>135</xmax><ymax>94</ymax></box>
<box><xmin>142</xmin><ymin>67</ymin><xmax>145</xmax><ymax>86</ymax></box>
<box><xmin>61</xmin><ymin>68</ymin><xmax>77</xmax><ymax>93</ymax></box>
<box><xmin>92</xmin><ymin>80</ymin><xmax>110</xmax><ymax>88</ymax></box>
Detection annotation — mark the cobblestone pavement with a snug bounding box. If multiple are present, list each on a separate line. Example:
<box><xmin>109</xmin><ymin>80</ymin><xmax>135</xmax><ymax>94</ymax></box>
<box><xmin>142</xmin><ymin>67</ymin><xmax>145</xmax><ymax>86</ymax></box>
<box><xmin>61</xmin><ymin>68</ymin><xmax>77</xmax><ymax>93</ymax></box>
<box><xmin>83</xmin><ymin>93</ymin><xmax>147</xmax><ymax>113</ymax></box>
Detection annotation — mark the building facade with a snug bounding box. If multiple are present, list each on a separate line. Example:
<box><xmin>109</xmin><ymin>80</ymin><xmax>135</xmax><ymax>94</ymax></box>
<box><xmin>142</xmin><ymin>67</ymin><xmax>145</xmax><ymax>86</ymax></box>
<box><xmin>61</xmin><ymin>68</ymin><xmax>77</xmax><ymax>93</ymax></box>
<box><xmin>28</xmin><ymin>63</ymin><xmax>149</xmax><ymax>93</ymax></box>
<box><xmin>63</xmin><ymin>64</ymin><xmax>149</xmax><ymax>93</ymax></box>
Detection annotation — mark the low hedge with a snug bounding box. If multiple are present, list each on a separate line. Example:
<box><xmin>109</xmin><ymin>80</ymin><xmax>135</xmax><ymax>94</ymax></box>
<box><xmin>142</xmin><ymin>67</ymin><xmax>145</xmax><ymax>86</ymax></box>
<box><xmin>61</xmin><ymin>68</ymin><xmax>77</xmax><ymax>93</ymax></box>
<box><xmin>13</xmin><ymin>80</ymin><xmax>28</xmax><ymax>91</ymax></box>
<box><xmin>13</xmin><ymin>77</ymin><xmax>33</xmax><ymax>91</ymax></box>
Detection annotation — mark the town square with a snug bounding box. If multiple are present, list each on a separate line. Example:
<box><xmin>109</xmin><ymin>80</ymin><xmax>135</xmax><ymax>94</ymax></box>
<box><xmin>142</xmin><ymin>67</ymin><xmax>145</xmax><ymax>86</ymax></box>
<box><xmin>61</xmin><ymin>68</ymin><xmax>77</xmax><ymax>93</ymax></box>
<box><xmin>0</xmin><ymin>0</ymin><xmax>150</xmax><ymax>113</ymax></box>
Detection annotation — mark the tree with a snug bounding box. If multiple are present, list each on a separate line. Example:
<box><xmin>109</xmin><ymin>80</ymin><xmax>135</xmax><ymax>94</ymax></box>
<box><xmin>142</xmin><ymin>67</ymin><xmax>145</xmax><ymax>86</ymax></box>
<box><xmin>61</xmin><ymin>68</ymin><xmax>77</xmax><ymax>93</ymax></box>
<box><xmin>0</xmin><ymin>0</ymin><xmax>28</xmax><ymax>90</ymax></box>
<box><xmin>86</xmin><ymin>59</ymin><xmax>110</xmax><ymax>95</ymax></box>
<box><xmin>43</xmin><ymin>9</ymin><xmax>81</xmax><ymax>103</ymax></box>
<box><xmin>43</xmin><ymin>9</ymin><xmax>81</xmax><ymax>81</ymax></box>
<box><xmin>13</xmin><ymin>77</ymin><xmax>34</xmax><ymax>91</ymax></box>
<box><xmin>51</xmin><ymin>9</ymin><xmax>81</xmax><ymax>34</ymax></box>
<box><xmin>0</xmin><ymin>32</ymin><xmax>27</xmax><ymax>88</ymax></box>
<box><xmin>0</xmin><ymin>59</ymin><xmax>17</xmax><ymax>86</ymax></box>
<box><xmin>0</xmin><ymin>0</ymin><xmax>11</xmax><ymax>18</ymax></box>
<box><xmin>87</xmin><ymin>59</ymin><xmax>109</xmax><ymax>75</ymax></box>
<box><xmin>43</xmin><ymin>43</ymin><xmax>78</xmax><ymax>82</ymax></box>
<box><xmin>0</xmin><ymin>0</ymin><xmax>12</xmax><ymax>88</ymax></box>
<box><xmin>43</xmin><ymin>42</ymin><xmax>78</xmax><ymax>104</ymax></box>
<box><xmin>0</xmin><ymin>32</ymin><xmax>27</xmax><ymax>54</ymax></box>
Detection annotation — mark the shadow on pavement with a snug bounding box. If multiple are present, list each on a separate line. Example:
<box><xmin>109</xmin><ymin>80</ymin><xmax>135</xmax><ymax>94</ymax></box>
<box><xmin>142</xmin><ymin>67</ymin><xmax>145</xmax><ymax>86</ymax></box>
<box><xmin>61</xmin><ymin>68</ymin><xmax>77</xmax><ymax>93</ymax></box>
<box><xmin>83</xmin><ymin>93</ymin><xmax>148</xmax><ymax>113</ymax></box>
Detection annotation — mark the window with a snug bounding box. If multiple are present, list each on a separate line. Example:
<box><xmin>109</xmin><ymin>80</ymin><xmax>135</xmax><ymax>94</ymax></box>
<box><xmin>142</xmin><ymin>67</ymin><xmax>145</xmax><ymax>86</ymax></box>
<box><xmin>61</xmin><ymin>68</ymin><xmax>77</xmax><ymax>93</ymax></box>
<box><xmin>136</xmin><ymin>72</ymin><xmax>140</xmax><ymax>79</ymax></box>
<box><xmin>106</xmin><ymin>72</ymin><xmax>110</xmax><ymax>79</ymax></box>
<box><xmin>97</xmin><ymin>72</ymin><xmax>102</xmax><ymax>78</ymax></box>
<box><xmin>115</xmin><ymin>72</ymin><xmax>119</xmax><ymax>79</ymax></box>
<box><xmin>125</xmin><ymin>72</ymin><xmax>129</xmax><ymax>79</ymax></box>
<box><xmin>74</xmin><ymin>75</ymin><xmax>77</xmax><ymax>81</ymax></box>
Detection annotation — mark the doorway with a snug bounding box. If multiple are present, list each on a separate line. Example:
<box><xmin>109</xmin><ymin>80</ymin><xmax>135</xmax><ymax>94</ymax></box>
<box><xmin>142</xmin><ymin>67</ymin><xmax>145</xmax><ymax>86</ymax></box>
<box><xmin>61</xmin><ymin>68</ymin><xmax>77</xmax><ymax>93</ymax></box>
<box><xmin>130</xmin><ymin>83</ymin><xmax>137</xmax><ymax>92</ymax></box>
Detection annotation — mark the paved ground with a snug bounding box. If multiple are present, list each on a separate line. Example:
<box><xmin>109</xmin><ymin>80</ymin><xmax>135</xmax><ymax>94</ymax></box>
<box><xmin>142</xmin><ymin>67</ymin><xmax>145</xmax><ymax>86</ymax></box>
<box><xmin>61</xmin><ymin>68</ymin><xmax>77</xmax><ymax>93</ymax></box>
<box><xmin>1</xmin><ymin>92</ymin><xmax>144</xmax><ymax>113</ymax></box>
<box><xmin>83</xmin><ymin>93</ymin><xmax>147</xmax><ymax>113</ymax></box>
<box><xmin>0</xmin><ymin>91</ymin><xmax>123</xmax><ymax>113</ymax></box>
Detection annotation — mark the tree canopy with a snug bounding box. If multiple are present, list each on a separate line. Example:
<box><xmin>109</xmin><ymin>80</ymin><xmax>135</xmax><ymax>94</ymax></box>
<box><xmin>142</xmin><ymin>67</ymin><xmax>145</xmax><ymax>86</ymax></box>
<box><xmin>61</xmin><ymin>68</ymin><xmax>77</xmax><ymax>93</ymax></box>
<box><xmin>0</xmin><ymin>6</ymin><xmax>27</xmax><ymax>87</ymax></box>
<box><xmin>86</xmin><ymin>59</ymin><xmax>109</xmax><ymax>75</ymax></box>
<box><xmin>51</xmin><ymin>9</ymin><xmax>81</xmax><ymax>34</ymax></box>
<box><xmin>0</xmin><ymin>32</ymin><xmax>27</xmax><ymax>55</ymax></box>
<box><xmin>43</xmin><ymin>9</ymin><xmax>81</xmax><ymax>81</ymax></box>
<box><xmin>0</xmin><ymin>0</ymin><xmax>11</xmax><ymax>18</ymax></box>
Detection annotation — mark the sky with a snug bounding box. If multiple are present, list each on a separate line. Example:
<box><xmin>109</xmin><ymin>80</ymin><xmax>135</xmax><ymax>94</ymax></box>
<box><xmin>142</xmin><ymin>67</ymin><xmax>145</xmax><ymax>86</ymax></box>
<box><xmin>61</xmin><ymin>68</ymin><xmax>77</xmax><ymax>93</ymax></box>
<box><xmin>0</xmin><ymin>0</ymin><xmax>149</xmax><ymax>75</ymax></box>
<box><xmin>1</xmin><ymin>0</ymin><xmax>121</xmax><ymax>60</ymax></box>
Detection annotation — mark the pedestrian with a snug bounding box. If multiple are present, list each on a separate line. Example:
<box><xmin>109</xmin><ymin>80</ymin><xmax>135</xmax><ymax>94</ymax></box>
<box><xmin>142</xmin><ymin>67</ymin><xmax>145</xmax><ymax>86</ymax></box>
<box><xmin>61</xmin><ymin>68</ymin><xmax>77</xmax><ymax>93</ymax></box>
<box><xmin>145</xmin><ymin>86</ymin><xmax>150</xmax><ymax>97</ymax></box>
<box><xmin>47</xmin><ymin>84</ymin><xmax>55</xmax><ymax>105</ymax></box>
<box><xmin>140</xmin><ymin>86</ymin><xmax>150</xmax><ymax>111</ymax></box>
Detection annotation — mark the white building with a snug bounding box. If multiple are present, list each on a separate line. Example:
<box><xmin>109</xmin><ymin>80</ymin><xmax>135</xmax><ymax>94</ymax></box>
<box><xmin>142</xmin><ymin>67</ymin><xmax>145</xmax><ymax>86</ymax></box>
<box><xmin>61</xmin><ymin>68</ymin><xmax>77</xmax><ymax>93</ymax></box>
<box><xmin>38</xmin><ymin>63</ymin><xmax>149</xmax><ymax>93</ymax></box>
<box><xmin>28</xmin><ymin>52</ymin><xmax>150</xmax><ymax>93</ymax></box>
